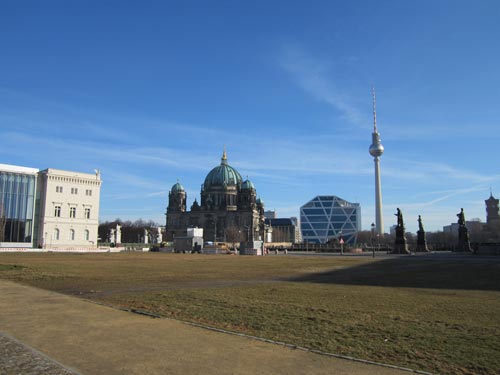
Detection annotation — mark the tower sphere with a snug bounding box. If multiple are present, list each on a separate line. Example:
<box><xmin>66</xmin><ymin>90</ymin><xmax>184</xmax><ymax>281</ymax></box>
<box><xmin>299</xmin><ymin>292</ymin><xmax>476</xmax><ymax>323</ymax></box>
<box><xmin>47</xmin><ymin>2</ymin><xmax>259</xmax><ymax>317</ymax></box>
<box><xmin>369</xmin><ymin>133</ymin><xmax>384</xmax><ymax>157</ymax></box>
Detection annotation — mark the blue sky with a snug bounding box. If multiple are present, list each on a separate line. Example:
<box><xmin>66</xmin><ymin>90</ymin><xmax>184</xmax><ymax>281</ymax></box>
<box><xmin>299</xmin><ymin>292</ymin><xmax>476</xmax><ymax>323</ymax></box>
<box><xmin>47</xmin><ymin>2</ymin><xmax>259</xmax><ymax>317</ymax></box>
<box><xmin>1</xmin><ymin>1</ymin><xmax>499</xmax><ymax>232</ymax></box>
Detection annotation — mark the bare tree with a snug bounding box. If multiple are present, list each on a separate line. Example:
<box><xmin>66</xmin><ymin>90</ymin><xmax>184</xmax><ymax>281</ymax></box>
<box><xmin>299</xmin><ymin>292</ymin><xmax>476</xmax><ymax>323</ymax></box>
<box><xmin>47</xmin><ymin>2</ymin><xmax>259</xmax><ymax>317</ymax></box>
<box><xmin>355</xmin><ymin>230</ymin><xmax>373</xmax><ymax>246</ymax></box>
<box><xmin>225</xmin><ymin>226</ymin><xmax>243</xmax><ymax>251</ymax></box>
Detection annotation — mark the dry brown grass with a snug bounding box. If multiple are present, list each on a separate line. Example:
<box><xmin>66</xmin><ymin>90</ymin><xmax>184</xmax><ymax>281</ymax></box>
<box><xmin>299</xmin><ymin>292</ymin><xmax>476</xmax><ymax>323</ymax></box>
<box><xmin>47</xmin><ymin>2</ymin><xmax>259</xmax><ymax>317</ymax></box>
<box><xmin>1</xmin><ymin>252</ymin><xmax>499</xmax><ymax>375</ymax></box>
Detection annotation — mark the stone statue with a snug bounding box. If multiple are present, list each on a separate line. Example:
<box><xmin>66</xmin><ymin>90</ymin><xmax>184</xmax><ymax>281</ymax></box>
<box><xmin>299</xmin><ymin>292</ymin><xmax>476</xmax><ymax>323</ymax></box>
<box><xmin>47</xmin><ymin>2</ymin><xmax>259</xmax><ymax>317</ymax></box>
<box><xmin>395</xmin><ymin>208</ymin><xmax>404</xmax><ymax>228</ymax></box>
<box><xmin>418</xmin><ymin>215</ymin><xmax>424</xmax><ymax>232</ymax></box>
<box><xmin>457</xmin><ymin>208</ymin><xmax>465</xmax><ymax>225</ymax></box>
<box><xmin>393</xmin><ymin>208</ymin><xmax>409</xmax><ymax>254</ymax></box>
<box><xmin>416</xmin><ymin>215</ymin><xmax>429</xmax><ymax>252</ymax></box>
<box><xmin>116</xmin><ymin>224</ymin><xmax>122</xmax><ymax>245</ymax></box>
<box><xmin>157</xmin><ymin>227</ymin><xmax>163</xmax><ymax>243</ymax></box>
<box><xmin>109</xmin><ymin>229</ymin><xmax>115</xmax><ymax>244</ymax></box>
<box><xmin>457</xmin><ymin>208</ymin><xmax>466</xmax><ymax>226</ymax></box>
<box><xmin>144</xmin><ymin>229</ymin><xmax>149</xmax><ymax>244</ymax></box>
<box><xmin>456</xmin><ymin>208</ymin><xmax>472</xmax><ymax>252</ymax></box>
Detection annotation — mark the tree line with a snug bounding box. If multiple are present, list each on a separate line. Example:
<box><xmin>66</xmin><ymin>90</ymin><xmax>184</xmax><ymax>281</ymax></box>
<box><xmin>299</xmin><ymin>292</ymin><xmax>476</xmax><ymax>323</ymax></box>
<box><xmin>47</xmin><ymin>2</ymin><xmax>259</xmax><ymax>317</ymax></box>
<box><xmin>98</xmin><ymin>219</ymin><xmax>162</xmax><ymax>244</ymax></box>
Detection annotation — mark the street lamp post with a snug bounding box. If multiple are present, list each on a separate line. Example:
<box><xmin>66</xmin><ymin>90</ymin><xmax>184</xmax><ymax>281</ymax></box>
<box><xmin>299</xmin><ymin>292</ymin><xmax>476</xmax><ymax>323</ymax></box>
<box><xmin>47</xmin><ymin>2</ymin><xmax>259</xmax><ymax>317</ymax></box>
<box><xmin>214</xmin><ymin>221</ymin><xmax>217</xmax><ymax>243</ymax></box>
<box><xmin>339</xmin><ymin>231</ymin><xmax>344</xmax><ymax>255</ymax></box>
<box><xmin>371</xmin><ymin>222</ymin><xmax>376</xmax><ymax>258</ymax></box>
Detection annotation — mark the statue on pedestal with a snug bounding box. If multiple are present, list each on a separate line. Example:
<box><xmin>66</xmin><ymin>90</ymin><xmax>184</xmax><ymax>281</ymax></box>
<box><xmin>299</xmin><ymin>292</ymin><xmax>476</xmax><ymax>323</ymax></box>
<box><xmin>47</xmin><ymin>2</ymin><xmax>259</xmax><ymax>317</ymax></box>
<box><xmin>416</xmin><ymin>215</ymin><xmax>429</xmax><ymax>252</ymax></box>
<box><xmin>116</xmin><ymin>224</ymin><xmax>122</xmax><ymax>245</ymax></box>
<box><xmin>393</xmin><ymin>208</ymin><xmax>409</xmax><ymax>254</ymax></box>
<box><xmin>456</xmin><ymin>208</ymin><xmax>472</xmax><ymax>252</ymax></box>
<box><xmin>109</xmin><ymin>229</ymin><xmax>116</xmax><ymax>245</ymax></box>
<box><xmin>396</xmin><ymin>208</ymin><xmax>403</xmax><ymax>227</ymax></box>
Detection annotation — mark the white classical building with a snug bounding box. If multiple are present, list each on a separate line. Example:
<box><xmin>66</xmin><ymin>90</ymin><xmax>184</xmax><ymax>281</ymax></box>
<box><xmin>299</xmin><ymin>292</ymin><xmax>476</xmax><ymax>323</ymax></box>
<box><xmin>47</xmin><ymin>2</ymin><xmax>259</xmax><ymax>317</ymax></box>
<box><xmin>37</xmin><ymin>168</ymin><xmax>102</xmax><ymax>248</ymax></box>
<box><xmin>0</xmin><ymin>164</ymin><xmax>102</xmax><ymax>249</ymax></box>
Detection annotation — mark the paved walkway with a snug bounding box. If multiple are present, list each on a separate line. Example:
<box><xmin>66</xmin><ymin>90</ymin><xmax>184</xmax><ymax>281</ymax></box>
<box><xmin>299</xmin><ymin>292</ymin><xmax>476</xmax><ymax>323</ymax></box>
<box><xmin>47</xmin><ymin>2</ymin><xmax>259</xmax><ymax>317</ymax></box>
<box><xmin>0</xmin><ymin>280</ymin><xmax>413</xmax><ymax>375</ymax></box>
<box><xmin>0</xmin><ymin>332</ymin><xmax>76</xmax><ymax>375</ymax></box>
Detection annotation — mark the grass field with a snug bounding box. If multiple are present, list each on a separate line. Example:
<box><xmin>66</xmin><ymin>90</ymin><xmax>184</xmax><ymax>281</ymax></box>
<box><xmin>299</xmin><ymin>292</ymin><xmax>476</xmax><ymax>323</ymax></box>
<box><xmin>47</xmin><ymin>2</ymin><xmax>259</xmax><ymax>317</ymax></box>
<box><xmin>1</xmin><ymin>252</ymin><xmax>499</xmax><ymax>375</ymax></box>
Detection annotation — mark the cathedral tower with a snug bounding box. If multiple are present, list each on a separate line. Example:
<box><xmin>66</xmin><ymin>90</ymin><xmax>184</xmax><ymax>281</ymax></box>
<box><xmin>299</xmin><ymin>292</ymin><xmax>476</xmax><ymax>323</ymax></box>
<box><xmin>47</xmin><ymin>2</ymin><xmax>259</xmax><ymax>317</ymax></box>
<box><xmin>168</xmin><ymin>181</ymin><xmax>186</xmax><ymax>213</ymax></box>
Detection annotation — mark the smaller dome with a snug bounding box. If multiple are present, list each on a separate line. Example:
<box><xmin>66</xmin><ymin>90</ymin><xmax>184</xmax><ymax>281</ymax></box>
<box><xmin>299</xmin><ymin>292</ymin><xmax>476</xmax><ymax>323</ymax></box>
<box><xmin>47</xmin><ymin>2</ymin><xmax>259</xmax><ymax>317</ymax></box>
<box><xmin>171</xmin><ymin>182</ymin><xmax>185</xmax><ymax>192</ymax></box>
<box><xmin>241</xmin><ymin>179</ymin><xmax>255</xmax><ymax>190</ymax></box>
<box><xmin>256</xmin><ymin>197</ymin><xmax>264</xmax><ymax>206</ymax></box>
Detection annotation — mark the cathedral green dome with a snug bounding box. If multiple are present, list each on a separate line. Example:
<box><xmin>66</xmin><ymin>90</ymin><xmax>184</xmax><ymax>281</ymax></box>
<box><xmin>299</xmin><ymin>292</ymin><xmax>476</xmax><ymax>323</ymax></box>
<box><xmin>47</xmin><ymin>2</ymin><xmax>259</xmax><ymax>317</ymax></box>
<box><xmin>171</xmin><ymin>181</ymin><xmax>185</xmax><ymax>192</ymax></box>
<box><xmin>241</xmin><ymin>179</ymin><xmax>255</xmax><ymax>190</ymax></box>
<box><xmin>203</xmin><ymin>151</ymin><xmax>242</xmax><ymax>189</ymax></box>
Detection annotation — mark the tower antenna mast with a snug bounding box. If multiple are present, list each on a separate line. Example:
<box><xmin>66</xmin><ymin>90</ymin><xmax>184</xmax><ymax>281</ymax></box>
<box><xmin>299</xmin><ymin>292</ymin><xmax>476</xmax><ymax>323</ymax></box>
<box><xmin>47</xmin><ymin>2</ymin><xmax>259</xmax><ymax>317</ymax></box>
<box><xmin>372</xmin><ymin>85</ymin><xmax>377</xmax><ymax>132</ymax></box>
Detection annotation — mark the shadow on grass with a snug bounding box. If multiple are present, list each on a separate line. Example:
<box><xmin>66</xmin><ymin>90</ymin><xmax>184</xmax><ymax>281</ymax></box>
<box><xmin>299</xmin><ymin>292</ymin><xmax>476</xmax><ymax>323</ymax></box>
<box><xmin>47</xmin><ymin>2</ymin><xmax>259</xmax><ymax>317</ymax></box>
<box><xmin>289</xmin><ymin>254</ymin><xmax>500</xmax><ymax>291</ymax></box>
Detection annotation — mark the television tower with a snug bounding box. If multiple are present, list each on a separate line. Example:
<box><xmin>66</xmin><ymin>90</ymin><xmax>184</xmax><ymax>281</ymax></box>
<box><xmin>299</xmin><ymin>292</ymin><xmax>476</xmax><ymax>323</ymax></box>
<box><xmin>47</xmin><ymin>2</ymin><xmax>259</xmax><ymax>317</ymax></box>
<box><xmin>369</xmin><ymin>86</ymin><xmax>384</xmax><ymax>235</ymax></box>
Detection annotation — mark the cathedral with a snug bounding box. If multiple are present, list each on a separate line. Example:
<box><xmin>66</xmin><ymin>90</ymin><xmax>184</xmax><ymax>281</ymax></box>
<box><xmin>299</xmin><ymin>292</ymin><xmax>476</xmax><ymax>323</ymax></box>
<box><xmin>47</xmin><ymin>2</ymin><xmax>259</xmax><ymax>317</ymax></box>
<box><xmin>165</xmin><ymin>150</ymin><xmax>265</xmax><ymax>243</ymax></box>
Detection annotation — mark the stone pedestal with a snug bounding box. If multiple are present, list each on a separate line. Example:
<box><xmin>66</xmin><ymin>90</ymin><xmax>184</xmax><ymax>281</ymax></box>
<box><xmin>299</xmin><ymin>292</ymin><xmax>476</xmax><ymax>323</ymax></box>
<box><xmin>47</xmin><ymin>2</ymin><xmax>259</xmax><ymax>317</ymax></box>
<box><xmin>240</xmin><ymin>240</ymin><xmax>263</xmax><ymax>256</ymax></box>
<box><xmin>416</xmin><ymin>230</ymin><xmax>429</xmax><ymax>252</ymax></box>
<box><xmin>393</xmin><ymin>226</ymin><xmax>409</xmax><ymax>254</ymax></box>
<box><xmin>457</xmin><ymin>226</ymin><xmax>473</xmax><ymax>252</ymax></box>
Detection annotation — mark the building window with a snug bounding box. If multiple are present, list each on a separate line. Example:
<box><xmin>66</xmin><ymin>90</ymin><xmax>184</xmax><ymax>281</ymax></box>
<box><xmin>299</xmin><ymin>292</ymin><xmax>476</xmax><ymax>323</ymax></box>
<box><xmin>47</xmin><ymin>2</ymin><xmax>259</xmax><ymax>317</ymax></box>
<box><xmin>71</xmin><ymin>188</ymin><xmax>78</xmax><ymax>194</ymax></box>
<box><xmin>56</xmin><ymin>186</ymin><xmax>63</xmax><ymax>193</ymax></box>
<box><xmin>0</xmin><ymin>171</ymin><xmax>36</xmax><ymax>243</ymax></box>
<box><xmin>54</xmin><ymin>228</ymin><xmax>60</xmax><ymax>241</ymax></box>
<box><xmin>70</xmin><ymin>229</ymin><xmax>75</xmax><ymax>241</ymax></box>
<box><xmin>84</xmin><ymin>208</ymin><xmax>91</xmax><ymax>219</ymax></box>
<box><xmin>70</xmin><ymin>207</ymin><xmax>76</xmax><ymax>218</ymax></box>
<box><xmin>86</xmin><ymin>189</ymin><xmax>92</xmax><ymax>196</ymax></box>
<box><xmin>54</xmin><ymin>205</ymin><xmax>61</xmax><ymax>217</ymax></box>
<box><xmin>84</xmin><ymin>230</ymin><xmax>90</xmax><ymax>241</ymax></box>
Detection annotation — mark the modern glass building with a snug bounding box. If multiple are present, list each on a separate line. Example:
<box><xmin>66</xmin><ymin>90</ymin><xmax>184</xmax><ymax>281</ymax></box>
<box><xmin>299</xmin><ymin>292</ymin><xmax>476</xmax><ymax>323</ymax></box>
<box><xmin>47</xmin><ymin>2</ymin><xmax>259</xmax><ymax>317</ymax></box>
<box><xmin>0</xmin><ymin>164</ymin><xmax>38</xmax><ymax>247</ymax></box>
<box><xmin>300</xmin><ymin>195</ymin><xmax>361</xmax><ymax>245</ymax></box>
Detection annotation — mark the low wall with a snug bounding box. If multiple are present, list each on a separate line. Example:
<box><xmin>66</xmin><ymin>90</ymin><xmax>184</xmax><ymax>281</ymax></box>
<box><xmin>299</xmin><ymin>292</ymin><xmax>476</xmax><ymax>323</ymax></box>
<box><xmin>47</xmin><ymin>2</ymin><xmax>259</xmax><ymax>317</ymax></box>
<box><xmin>202</xmin><ymin>248</ymin><xmax>227</xmax><ymax>254</ymax></box>
<box><xmin>0</xmin><ymin>247</ymin><xmax>122</xmax><ymax>253</ymax></box>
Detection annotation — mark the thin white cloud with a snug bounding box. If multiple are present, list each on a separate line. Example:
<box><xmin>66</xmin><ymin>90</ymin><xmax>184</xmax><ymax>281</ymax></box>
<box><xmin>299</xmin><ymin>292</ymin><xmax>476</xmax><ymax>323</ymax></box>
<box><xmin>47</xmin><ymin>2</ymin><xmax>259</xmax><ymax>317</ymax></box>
<box><xmin>104</xmin><ymin>170</ymin><xmax>166</xmax><ymax>190</ymax></box>
<box><xmin>279</xmin><ymin>45</ymin><xmax>369</xmax><ymax>128</ymax></box>
<box><xmin>386</xmin><ymin>185</ymin><xmax>487</xmax><ymax>210</ymax></box>
<box><xmin>385</xmin><ymin>158</ymin><xmax>495</xmax><ymax>182</ymax></box>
